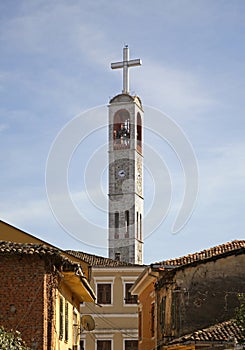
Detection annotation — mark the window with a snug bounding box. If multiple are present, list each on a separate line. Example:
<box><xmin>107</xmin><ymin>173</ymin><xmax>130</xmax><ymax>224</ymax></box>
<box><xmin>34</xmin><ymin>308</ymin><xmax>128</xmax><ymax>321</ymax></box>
<box><xmin>80</xmin><ymin>340</ymin><xmax>84</xmax><ymax>350</ymax></box>
<box><xmin>171</xmin><ymin>291</ymin><xmax>177</xmax><ymax>330</ymax></box>
<box><xmin>65</xmin><ymin>301</ymin><xmax>69</xmax><ymax>342</ymax></box>
<box><xmin>97</xmin><ymin>340</ymin><xmax>111</xmax><ymax>350</ymax></box>
<box><xmin>139</xmin><ymin>214</ymin><xmax>142</xmax><ymax>241</ymax></box>
<box><xmin>150</xmin><ymin>302</ymin><xmax>155</xmax><ymax>337</ymax></box>
<box><xmin>136</xmin><ymin>212</ymin><xmax>139</xmax><ymax>239</ymax></box>
<box><xmin>97</xmin><ymin>283</ymin><xmax>112</xmax><ymax>304</ymax></box>
<box><xmin>113</xmin><ymin>109</ymin><xmax>130</xmax><ymax>150</ymax></box>
<box><xmin>73</xmin><ymin>311</ymin><xmax>79</xmax><ymax>347</ymax></box>
<box><xmin>160</xmin><ymin>297</ymin><xmax>166</xmax><ymax>333</ymax></box>
<box><xmin>125</xmin><ymin>210</ymin><xmax>129</xmax><ymax>238</ymax></box>
<box><xmin>138</xmin><ymin>310</ymin><xmax>142</xmax><ymax>341</ymax></box>
<box><xmin>125</xmin><ymin>340</ymin><xmax>138</xmax><ymax>350</ymax></box>
<box><xmin>59</xmin><ymin>296</ymin><xmax>64</xmax><ymax>339</ymax></box>
<box><xmin>115</xmin><ymin>252</ymin><xmax>121</xmax><ymax>261</ymax></box>
<box><xmin>115</xmin><ymin>212</ymin><xmax>119</xmax><ymax>238</ymax></box>
<box><xmin>125</xmin><ymin>283</ymin><xmax>137</xmax><ymax>304</ymax></box>
<box><xmin>137</xmin><ymin>112</ymin><xmax>142</xmax><ymax>153</ymax></box>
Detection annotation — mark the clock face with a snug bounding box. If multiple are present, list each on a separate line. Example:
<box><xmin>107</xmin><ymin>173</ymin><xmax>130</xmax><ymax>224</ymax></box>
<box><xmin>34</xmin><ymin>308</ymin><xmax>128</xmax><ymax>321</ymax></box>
<box><xmin>118</xmin><ymin>169</ymin><xmax>126</xmax><ymax>178</ymax></box>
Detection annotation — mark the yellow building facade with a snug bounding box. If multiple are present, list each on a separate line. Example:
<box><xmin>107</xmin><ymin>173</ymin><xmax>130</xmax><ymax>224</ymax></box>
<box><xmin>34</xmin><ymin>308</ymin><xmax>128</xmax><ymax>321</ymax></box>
<box><xmin>67</xmin><ymin>250</ymin><xmax>145</xmax><ymax>350</ymax></box>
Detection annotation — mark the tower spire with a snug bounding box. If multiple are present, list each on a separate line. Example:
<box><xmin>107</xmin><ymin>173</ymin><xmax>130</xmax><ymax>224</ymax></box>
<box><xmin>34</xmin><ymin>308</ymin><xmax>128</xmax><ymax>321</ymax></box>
<box><xmin>111</xmin><ymin>45</ymin><xmax>142</xmax><ymax>94</ymax></box>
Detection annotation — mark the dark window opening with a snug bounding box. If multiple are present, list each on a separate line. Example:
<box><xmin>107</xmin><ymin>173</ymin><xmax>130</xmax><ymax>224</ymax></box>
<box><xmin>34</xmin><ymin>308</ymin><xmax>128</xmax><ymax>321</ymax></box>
<box><xmin>115</xmin><ymin>212</ymin><xmax>119</xmax><ymax>238</ymax></box>
<box><xmin>97</xmin><ymin>340</ymin><xmax>111</xmax><ymax>350</ymax></box>
<box><xmin>136</xmin><ymin>212</ymin><xmax>139</xmax><ymax>239</ymax></box>
<box><xmin>137</xmin><ymin>113</ymin><xmax>142</xmax><ymax>153</ymax></box>
<box><xmin>125</xmin><ymin>283</ymin><xmax>137</xmax><ymax>304</ymax></box>
<box><xmin>125</xmin><ymin>210</ymin><xmax>129</xmax><ymax>238</ymax></box>
<box><xmin>139</xmin><ymin>214</ymin><xmax>142</xmax><ymax>241</ymax></box>
<box><xmin>139</xmin><ymin>310</ymin><xmax>142</xmax><ymax>341</ymax></box>
<box><xmin>113</xmin><ymin>109</ymin><xmax>130</xmax><ymax>150</ymax></box>
<box><xmin>125</xmin><ymin>340</ymin><xmax>138</xmax><ymax>350</ymax></box>
<box><xmin>150</xmin><ymin>303</ymin><xmax>155</xmax><ymax>337</ymax></box>
<box><xmin>59</xmin><ymin>296</ymin><xmax>64</xmax><ymax>339</ymax></box>
<box><xmin>97</xmin><ymin>284</ymin><xmax>112</xmax><ymax>304</ymax></box>
<box><xmin>65</xmin><ymin>301</ymin><xmax>69</xmax><ymax>342</ymax></box>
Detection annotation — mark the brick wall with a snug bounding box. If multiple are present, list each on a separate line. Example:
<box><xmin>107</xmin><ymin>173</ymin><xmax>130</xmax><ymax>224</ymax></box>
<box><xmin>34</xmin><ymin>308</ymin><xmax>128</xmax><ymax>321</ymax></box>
<box><xmin>0</xmin><ymin>254</ymin><xmax>47</xmax><ymax>349</ymax></box>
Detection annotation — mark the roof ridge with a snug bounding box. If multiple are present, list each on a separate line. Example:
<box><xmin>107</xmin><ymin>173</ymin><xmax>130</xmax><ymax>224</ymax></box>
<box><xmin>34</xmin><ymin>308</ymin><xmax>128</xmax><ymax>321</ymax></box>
<box><xmin>154</xmin><ymin>239</ymin><xmax>245</xmax><ymax>267</ymax></box>
<box><xmin>66</xmin><ymin>249</ymin><xmax>142</xmax><ymax>267</ymax></box>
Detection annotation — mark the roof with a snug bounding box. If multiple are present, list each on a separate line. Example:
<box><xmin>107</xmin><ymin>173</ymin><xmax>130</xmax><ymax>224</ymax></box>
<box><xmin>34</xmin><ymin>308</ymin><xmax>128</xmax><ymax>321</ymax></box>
<box><xmin>170</xmin><ymin>319</ymin><xmax>244</xmax><ymax>345</ymax></box>
<box><xmin>109</xmin><ymin>93</ymin><xmax>143</xmax><ymax>108</ymax></box>
<box><xmin>0</xmin><ymin>241</ymin><xmax>81</xmax><ymax>269</ymax></box>
<box><xmin>0</xmin><ymin>241</ymin><xmax>96</xmax><ymax>302</ymax></box>
<box><xmin>0</xmin><ymin>220</ymin><xmax>94</xmax><ymax>271</ymax></box>
<box><xmin>67</xmin><ymin>250</ymin><xmax>142</xmax><ymax>268</ymax></box>
<box><xmin>153</xmin><ymin>240</ymin><xmax>245</xmax><ymax>269</ymax></box>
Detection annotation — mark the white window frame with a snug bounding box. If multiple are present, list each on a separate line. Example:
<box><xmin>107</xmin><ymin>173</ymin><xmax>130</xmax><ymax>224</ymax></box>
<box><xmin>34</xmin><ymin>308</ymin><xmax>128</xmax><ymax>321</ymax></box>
<box><xmin>96</xmin><ymin>337</ymin><xmax>113</xmax><ymax>350</ymax></box>
<box><xmin>121</xmin><ymin>277</ymin><xmax>138</xmax><ymax>306</ymax></box>
<box><xmin>123</xmin><ymin>338</ymin><xmax>138</xmax><ymax>350</ymax></box>
<box><xmin>94</xmin><ymin>277</ymin><xmax>115</xmax><ymax>306</ymax></box>
<box><xmin>80</xmin><ymin>336</ymin><xmax>86</xmax><ymax>350</ymax></box>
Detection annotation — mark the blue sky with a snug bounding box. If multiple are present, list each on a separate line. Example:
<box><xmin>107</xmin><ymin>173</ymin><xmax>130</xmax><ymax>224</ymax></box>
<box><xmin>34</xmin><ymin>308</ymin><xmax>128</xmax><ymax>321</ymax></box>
<box><xmin>0</xmin><ymin>0</ymin><xmax>244</xmax><ymax>263</ymax></box>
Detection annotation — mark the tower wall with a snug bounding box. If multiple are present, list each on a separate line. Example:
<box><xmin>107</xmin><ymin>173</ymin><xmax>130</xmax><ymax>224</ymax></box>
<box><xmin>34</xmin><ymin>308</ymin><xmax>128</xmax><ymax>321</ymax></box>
<box><xmin>108</xmin><ymin>94</ymin><xmax>144</xmax><ymax>264</ymax></box>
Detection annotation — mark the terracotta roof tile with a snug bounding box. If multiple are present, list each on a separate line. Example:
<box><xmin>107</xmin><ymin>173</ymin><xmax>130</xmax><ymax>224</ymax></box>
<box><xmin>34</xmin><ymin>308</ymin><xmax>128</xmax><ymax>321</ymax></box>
<box><xmin>154</xmin><ymin>240</ymin><xmax>245</xmax><ymax>268</ymax></box>
<box><xmin>66</xmin><ymin>250</ymin><xmax>141</xmax><ymax>267</ymax></box>
<box><xmin>170</xmin><ymin>319</ymin><xmax>244</xmax><ymax>344</ymax></box>
<box><xmin>0</xmin><ymin>241</ymin><xmax>77</xmax><ymax>267</ymax></box>
<box><xmin>0</xmin><ymin>241</ymin><xmax>59</xmax><ymax>255</ymax></box>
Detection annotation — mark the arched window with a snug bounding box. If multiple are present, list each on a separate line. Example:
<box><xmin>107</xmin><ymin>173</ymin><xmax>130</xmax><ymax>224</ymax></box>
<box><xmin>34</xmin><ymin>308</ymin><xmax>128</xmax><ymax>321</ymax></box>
<box><xmin>137</xmin><ymin>113</ymin><xmax>142</xmax><ymax>153</ymax></box>
<box><xmin>113</xmin><ymin>109</ymin><xmax>130</xmax><ymax>150</ymax></box>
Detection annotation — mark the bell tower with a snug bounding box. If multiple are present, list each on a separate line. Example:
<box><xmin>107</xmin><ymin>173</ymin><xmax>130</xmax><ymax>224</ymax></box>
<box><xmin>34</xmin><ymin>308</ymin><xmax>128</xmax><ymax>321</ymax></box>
<box><xmin>108</xmin><ymin>46</ymin><xmax>144</xmax><ymax>264</ymax></box>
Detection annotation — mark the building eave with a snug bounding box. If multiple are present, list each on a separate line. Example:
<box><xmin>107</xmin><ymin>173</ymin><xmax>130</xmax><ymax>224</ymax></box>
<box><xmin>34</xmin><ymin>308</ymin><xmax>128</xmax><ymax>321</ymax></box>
<box><xmin>130</xmin><ymin>266</ymin><xmax>159</xmax><ymax>295</ymax></box>
<box><xmin>62</xmin><ymin>270</ymin><xmax>96</xmax><ymax>303</ymax></box>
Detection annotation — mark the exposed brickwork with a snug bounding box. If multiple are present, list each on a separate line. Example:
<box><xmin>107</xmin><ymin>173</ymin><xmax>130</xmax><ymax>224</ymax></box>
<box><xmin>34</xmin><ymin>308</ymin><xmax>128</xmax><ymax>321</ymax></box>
<box><xmin>0</xmin><ymin>241</ymin><xmax>95</xmax><ymax>349</ymax></box>
<box><xmin>0</xmin><ymin>253</ymin><xmax>47</xmax><ymax>349</ymax></box>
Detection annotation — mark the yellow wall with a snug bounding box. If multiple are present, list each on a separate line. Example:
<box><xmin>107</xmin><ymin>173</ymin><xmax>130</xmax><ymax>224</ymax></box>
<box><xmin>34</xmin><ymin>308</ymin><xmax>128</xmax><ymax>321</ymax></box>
<box><xmin>81</xmin><ymin>266</ymin><xmax>144</xmax><ymax>350</ymax></box>
<box><xmin>55</xmin><ymin>284</ymin><xmax>81</xmax><ymax>350</ymax></box>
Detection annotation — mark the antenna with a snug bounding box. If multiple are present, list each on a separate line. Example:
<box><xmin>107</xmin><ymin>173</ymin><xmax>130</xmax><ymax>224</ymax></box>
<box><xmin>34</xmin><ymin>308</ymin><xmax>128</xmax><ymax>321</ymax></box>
<box><xmin>81</xmin><ymin>315</ymin><xmax>95</xmax><ymax>331</ymax></box>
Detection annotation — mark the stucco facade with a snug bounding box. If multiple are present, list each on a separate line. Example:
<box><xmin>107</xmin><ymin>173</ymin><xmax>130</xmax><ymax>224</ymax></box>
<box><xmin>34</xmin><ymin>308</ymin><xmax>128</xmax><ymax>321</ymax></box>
<box><xmin>67</xmin><ymin>250</ymin><xmax>144</xmax><ymax>350</ymax></box>
<box><xmin>155</xmin><ymin>241</ymin><xmax>245</xmax><ymax>348</ymax></box>
<box><xmin>131</xmin><ymin>267</ymin><xmax>159</xmax><ymax>350</ymax></box>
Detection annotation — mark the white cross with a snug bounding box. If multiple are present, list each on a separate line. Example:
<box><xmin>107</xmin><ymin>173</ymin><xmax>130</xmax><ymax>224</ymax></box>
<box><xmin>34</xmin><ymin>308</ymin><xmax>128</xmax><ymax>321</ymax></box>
<box><xmin>111</xmin><ymin>46</ymin><xmax>142</xmax><ymax>94</ymax></box>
